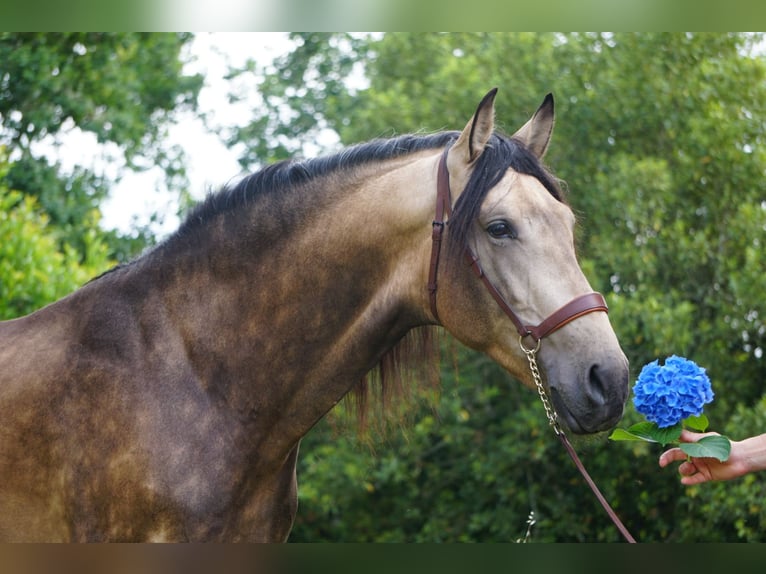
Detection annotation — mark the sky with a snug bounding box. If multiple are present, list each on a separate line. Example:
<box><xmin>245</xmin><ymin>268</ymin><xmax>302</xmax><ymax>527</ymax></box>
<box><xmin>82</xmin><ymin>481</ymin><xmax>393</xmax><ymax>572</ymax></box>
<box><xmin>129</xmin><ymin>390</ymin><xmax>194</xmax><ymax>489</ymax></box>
<box><xmin>54</xmin><ymin>33</ymin><xmax>297</xmax><ymax>237</ymax></box>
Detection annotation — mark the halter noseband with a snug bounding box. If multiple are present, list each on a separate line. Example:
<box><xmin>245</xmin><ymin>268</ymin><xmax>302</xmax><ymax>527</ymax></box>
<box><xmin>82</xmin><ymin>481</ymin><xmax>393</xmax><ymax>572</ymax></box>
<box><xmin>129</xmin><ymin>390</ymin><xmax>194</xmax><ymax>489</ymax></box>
<box><xmin>427</xmin><ymin>148</ymin><xmax>609</xmax><ymax>342</ymax></box>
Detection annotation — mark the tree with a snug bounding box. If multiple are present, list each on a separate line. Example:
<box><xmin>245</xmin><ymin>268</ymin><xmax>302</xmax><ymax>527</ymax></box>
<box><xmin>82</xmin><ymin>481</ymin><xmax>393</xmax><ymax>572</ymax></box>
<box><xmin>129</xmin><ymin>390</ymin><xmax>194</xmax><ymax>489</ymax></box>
<box><xmin>229</xmin><ymin>33</ymin><xmax>766</xmax><ymax>542</ymax></box>
<box><xmin>227</xmin><ymin>32</ymin><xmax>367</xmax><ymax>167</ymax></box>
<box><xmin>0</xmin><ymin>33</ymin><xmax>203</xmax><ymax>260</ymax></box>
<box><xmin>0</xmin><ymin>149</ymin><xmax>112</xmax><ymax>320</ymax></box>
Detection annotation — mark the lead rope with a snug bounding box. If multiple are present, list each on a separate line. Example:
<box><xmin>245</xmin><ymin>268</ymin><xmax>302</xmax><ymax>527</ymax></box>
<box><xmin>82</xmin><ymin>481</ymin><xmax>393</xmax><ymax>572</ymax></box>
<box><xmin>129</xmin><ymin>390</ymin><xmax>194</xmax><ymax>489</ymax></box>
<box><xmin>519</xmin><ymin>337</ymin><xmax>638</xmax><ymax>543</ymax></box>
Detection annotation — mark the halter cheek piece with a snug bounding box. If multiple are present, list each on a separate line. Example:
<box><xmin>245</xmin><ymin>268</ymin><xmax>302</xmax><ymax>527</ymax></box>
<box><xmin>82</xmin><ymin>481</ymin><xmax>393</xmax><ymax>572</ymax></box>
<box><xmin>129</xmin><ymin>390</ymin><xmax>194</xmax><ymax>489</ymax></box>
<box><xmin>427</xmin><ymin>148</ymin><xmax>609</xmax><ymax>342</ymax></box>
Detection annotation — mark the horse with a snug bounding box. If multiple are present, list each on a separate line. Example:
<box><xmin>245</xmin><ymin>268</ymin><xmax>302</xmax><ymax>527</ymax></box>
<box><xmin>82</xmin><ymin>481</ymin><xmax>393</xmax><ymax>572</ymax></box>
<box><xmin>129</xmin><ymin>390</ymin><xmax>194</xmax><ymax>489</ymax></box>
<box><xmin>0</xmin><ymin>88</ymin><xmax>629</xmax><ymax>541</ymax></box>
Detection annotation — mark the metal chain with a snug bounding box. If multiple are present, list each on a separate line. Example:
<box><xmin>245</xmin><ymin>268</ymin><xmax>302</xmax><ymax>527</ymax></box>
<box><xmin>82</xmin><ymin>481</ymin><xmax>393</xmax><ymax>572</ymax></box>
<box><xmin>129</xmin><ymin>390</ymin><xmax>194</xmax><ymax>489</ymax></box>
<box><xmin>518</xmin><ymin>336</ymin><xmax>563</xmax><ymax>436</ymax></box>
<box><xmin>519</xmin><ymin>335</ymin><xmax>637</xmax><ymax>542</ymax></box>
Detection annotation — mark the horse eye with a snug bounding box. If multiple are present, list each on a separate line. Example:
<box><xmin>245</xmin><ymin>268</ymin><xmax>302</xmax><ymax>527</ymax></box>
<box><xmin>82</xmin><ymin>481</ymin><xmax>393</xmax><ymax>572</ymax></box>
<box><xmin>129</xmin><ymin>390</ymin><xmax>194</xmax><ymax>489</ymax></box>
<box><xmin>487</xmin><ymin>221</ymin><xmax>517</xmax><ymax>239</ymax></box>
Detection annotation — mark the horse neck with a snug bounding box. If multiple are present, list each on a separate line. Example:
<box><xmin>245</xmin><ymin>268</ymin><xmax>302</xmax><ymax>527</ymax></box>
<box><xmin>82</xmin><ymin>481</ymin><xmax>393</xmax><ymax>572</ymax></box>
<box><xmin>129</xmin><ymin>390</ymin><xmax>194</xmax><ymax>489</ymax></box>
<box><xmin>138</xmin><ymin>151</ymin><xmax>439</xmax><ymax>455</ymax></box>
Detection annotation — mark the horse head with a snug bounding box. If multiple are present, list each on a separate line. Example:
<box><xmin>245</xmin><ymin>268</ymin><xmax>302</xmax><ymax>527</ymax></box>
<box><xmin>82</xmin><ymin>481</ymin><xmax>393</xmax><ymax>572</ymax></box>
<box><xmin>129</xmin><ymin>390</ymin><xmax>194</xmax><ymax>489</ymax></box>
<box><xmin>433</xmin><ymin>89</ymin><xmax>629</xmax><ymax>434</ymax></box>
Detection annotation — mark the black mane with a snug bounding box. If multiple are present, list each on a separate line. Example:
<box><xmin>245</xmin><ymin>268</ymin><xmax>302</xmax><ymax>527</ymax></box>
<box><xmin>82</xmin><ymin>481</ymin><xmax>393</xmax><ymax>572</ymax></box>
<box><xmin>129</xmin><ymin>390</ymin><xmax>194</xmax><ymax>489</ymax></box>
<box><xmin>172</xmin><ymin>129</ymin><xmax>563</xmax><ymax>253</ymax></box>
<box><xmin>177</xmin><ymin>131</ymin><xmax>460</xmax><ymax>237</ymax></box>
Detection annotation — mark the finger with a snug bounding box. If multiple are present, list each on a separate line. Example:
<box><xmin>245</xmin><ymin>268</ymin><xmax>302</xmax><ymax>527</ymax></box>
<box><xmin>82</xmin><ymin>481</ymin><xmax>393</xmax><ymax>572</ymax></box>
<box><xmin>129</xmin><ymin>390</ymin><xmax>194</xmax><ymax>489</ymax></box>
<box><xmin>678</xmin><ymin>429</ymin><xmax>703</xmax><ymax>442</ymax></box>
<box><xmin>679</xmin><ymin>429</ymin><xmax>717</xmax><ymax>443</ymax></box>
<box><xmin>677</xmin><ymin>461</ymin><xmax>697</xmax><ymax>476</ymax></box>
<box><xmin>680</xmin><ymin>472</ymin><xmax>710</xmax><ymax>486</ymax></box>
<box><xmin>659</xmin><ymin>447</ymin><xmax>687</xmax><ymax>467</ymax></box>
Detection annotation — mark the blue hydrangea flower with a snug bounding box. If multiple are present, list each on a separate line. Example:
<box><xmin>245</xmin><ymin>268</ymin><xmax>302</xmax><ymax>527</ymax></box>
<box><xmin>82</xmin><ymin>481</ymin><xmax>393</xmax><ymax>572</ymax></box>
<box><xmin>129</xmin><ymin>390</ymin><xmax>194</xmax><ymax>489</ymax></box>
<box><xmin>632</xmin><ymin>356</ymin><xmax>714</xmax><ymax>428</ymax></box>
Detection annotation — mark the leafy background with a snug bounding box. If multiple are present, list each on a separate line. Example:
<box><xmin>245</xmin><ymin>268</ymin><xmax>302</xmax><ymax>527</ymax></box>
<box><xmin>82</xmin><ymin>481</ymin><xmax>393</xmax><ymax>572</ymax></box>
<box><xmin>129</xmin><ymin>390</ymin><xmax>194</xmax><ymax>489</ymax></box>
<box><xmin>1</xmin><ymin>32</ymin><xmax>765</xmax><ymax>542</ymax></box>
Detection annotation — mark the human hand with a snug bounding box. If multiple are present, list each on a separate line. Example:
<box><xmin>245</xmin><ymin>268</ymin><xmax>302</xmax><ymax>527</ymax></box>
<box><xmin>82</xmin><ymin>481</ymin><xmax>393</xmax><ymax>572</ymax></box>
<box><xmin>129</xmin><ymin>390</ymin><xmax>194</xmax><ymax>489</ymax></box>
<box><xmin>659</xmin><ymin>429</ymin><xmax>752</xmax><ymax>485</ymax></box>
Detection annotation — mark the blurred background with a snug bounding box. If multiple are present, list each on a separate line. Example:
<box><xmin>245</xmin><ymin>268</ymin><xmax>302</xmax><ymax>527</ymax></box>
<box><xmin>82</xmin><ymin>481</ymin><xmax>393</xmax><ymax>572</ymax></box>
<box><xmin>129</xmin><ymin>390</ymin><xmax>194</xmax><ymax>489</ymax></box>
<box><xmin>1</xmin><ymin>32</ymin><xmax>766</xmax><ymax>542</ymax></box>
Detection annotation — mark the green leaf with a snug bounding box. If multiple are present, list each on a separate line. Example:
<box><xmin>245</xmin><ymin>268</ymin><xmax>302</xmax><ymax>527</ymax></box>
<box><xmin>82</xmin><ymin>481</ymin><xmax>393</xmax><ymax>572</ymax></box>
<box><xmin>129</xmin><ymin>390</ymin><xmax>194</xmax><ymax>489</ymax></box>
<box><xmin>642</xmin><ymin>422</ymin><xmax>683</xmax><ymax>446</ymax></box>
<box><xmin>627</xmin><ymin>422</ymin><xmax>663</xmax><ymax>441</ymax></box>
<box><xmin>608</xmin><ymin>428</ymin><xmax>648</xmax><ymax>442</ymax></box>
<box><xmin>679</xmin><ymin>435</ymin><xmax>732</xmax><ymax>462</ymax></box>
<box><xmin>609</xmin><ymin>421</ymin><xmax>659</xmax><ymax>442</ymax></box>
<box><xmin>609</xmin><ymin>422</ymin><xmax>682</xmax><ymax>446</ymax></box>
<box><xmin>683</xmin><ymin>414</ymin><xmax>709</xmax><ymax>432</ymax></box>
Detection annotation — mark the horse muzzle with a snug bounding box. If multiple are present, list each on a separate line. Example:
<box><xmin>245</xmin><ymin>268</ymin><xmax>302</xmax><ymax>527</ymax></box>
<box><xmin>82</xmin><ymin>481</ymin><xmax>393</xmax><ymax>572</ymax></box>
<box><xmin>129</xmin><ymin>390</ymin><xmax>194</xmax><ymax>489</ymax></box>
<box><xmin>548</xmin><ymin>357</ymin><xmax>630</xmax><ymax>435</ymax></box>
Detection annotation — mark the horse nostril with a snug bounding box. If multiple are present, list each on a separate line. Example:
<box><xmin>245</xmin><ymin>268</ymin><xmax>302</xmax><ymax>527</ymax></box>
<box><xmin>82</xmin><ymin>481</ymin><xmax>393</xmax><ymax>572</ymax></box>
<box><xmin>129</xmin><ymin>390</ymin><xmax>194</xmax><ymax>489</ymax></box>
<box><xmin>588</xmin><ymin>360</ymin><xmax>630</xmax><ymax>407</ymax></box>
<box><xmin>588</xmin><ymin>363</ymin><xmax>608</xmax><ymax>405</ymax></box>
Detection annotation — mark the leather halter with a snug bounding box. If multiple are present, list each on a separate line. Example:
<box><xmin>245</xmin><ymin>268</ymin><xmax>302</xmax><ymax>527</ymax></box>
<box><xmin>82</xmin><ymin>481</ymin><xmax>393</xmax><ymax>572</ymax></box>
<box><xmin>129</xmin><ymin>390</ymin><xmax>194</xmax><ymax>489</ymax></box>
<box><xmin>427</xmin><ymin>148</ymin><xmax>609</xmax><ymax>342</ymax></box>
<box><xmin>426</xmin><ymin>150</ymin><xmax>636</xmax><ymax>543</ymax></box>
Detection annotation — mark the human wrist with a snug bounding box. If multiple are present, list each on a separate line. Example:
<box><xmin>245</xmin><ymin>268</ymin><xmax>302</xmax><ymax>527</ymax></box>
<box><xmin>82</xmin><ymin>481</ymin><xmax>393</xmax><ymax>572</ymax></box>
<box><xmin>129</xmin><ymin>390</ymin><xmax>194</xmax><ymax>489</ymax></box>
<box><xmin>738</xmin><ymin>434</ymin><xmax>766</xmax><ymax>474</ymax></box>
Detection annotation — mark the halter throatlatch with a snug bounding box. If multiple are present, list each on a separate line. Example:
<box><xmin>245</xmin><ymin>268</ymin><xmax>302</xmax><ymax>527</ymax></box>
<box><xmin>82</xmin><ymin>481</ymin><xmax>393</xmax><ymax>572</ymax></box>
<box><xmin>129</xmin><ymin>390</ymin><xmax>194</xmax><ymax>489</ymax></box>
<box><xmin>427</xmin><ymin>148</ymin><xmax>608</xmax><ymax>341</ymax></box>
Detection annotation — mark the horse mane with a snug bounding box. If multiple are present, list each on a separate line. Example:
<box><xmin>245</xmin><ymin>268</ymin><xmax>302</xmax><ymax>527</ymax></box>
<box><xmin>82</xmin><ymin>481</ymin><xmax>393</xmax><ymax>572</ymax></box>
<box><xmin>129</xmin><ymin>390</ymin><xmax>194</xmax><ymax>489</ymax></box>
<box><xmin>347</xmin><ymin>326</ymin><xmax>443</xmax><ymax>435</ymax></box>
<box><xmin>176</xmin><ymin>131</ymin><xmax>460</xmax><ymax>238</ymax></box>
<box><xmin>179</xmin><ymin>130</ymin><xmax>563</xmax><ymax>240</ymax></box>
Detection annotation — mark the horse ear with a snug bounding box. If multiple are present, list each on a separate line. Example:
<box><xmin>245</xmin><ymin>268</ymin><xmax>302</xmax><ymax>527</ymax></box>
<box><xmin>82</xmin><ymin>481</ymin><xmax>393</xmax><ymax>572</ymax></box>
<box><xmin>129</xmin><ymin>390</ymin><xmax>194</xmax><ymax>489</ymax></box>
<box><xmin>512</xmin><ymin>93</ymin><xmax>555</xmax><ymax>159</ymax></box>
<box><xmin>446</xmin><ymin>88</ymin><xmax>498</xmax><ymax>193</ymax></box>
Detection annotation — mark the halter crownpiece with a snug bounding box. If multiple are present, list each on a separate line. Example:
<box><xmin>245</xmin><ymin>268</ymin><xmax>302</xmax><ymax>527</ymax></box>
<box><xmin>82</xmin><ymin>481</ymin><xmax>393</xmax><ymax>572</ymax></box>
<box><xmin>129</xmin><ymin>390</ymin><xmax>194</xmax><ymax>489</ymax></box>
<box><xmin>428</xmin><ymin>148</ymin><xmax>608</xmax><ymax>341</ymax></box>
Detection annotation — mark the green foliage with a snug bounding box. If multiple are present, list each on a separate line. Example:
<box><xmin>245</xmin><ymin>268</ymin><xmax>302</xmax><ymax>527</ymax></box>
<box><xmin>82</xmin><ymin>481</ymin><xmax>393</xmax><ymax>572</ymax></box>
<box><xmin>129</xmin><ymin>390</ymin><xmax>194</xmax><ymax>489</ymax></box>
<box><xmin>228</xmin><ymin>33</ymin><xmax>368</xmax><ymax>167</ymax></box>
<box><xmin>292</xmin><ymin>347</ymin><xmax>578</xmax><ymax>542</ymax></box>
<box><xmin>0</xmin><ymin>151</ymin><xmax>112</xmax><ymax>319</ymax></box>
<box><xmin>230</xmin><ymin>33</ymin><xmax>766</xmax><ymax>542</ymax></box>
<box><xmin>0</xmin><ymin>33</ymin><xmax>202</xmax><ymax>261</ymax></box>
<box><xmin>0</xmin><ymin>33</ymin><xmax>200</xmax><ymax>159</ymax></box>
